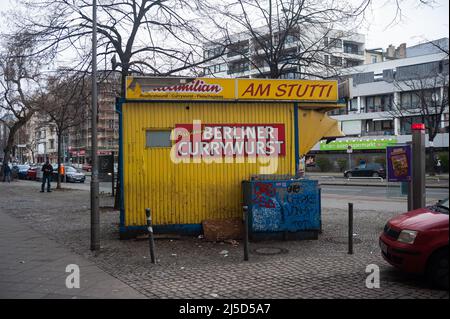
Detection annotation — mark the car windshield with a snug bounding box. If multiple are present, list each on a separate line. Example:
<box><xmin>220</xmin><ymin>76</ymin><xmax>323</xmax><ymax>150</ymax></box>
<box><xmin>66</xmin><ymin>167</ymin><xmax>78</xmax><ymax>173</ymax></box>
<box><xmin>17</xmin><ymin>165</ymin><xmax>29</xmax><ymax>170</ymax></box>
<box><xmin>437</xmin><ymin>198</ymin><xmax>449</xmax><ymax>209</ymax></box>
<box><xmin>430</xmin><ymin>198</ymin><xmax>449</xmax><ymax>215</ymax></box>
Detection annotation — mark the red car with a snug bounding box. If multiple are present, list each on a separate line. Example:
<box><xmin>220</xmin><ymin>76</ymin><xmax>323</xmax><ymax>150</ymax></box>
<box><xmin>379</xmin><ymin>198</ymin><xmax>449</xmax><ymax>289</ymax></box>
<box><xmin>82</xmin><ymin>163</ymin><xmax>92</xmax><ymax>172</ymax></box>
<box><xmin>26</xmin><ymin>166</ymin><xmax>38</xmax><ymax>180</ymax></box>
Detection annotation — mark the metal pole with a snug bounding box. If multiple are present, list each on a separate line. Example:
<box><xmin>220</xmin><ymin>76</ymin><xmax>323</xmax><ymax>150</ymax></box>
<box><xmin>412</xmin><ymin>124</ymin><xmax>426</xmax><ymax>209</ymax></box>
<box><xmin>348</xmin><ymin>202</ymin><xmax>353</xmax><ymax>255</ymax></box>
<box><xmin>90</xmin><ymin>0</ymin><xmax>100</xmax><ymax>252</ymax></box>
<box><xmin>145</xmin><ymin>208</ymin><xmax>156</xmax><ymax>264</ymax></box>
<box><xmin>406</xmin><ymin>142</ymin><xmax>413</xmax><ymax>211</ymax></box>
<box><xmin>111</xmin><ymin>151</ymin><xmax>115</xmax><ymax>197</ymax></box>
<box><xmin>243</xmin><ymin>205</ymin><xmax>249</xmax><ymax>261</ymax></box>
<box><xmin>348</xmin><ymin>153</ymin><xmax>351</xmax><ymax>171</ymax></box>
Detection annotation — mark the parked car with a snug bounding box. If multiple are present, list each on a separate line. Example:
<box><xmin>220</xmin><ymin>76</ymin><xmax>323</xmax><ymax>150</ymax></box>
<box><xmin>82</xmin><ymin>163</ymin><xmax>92</xmax><ymax>172</ymax></box>
<box><xmin>12</xmin><ymin>164</ymin><xmax>30</xmax><ymax>179</ymax></box>
<box><xmin>64</xmin><ymin>166</ymin><xmax>86</xmax><ymax>183</ymax></box>
<box><xmin>26</xmin><ymin>166</ymin><xmax>38</xmax><ymax>180</ymax></box>
<box><xmin>344</xmin><ymin>163</ymin><xmax>386</xmax><ymax>178</ymax></box>
<box><xmin>379</xmin><ymin>198</ymin><xmax>449</xmax><ymax>289</ymax></box>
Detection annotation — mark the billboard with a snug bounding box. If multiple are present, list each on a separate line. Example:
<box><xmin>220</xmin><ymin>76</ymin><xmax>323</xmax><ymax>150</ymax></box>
<box><xmin>319</xmin><ymin>138</ymin><xmax>397</xmax><ymax>151</ymax></box>
<box><xmin>386</xmin><ymin>145</ymin><xmax>412</xmax><ymax>182</ymax></box>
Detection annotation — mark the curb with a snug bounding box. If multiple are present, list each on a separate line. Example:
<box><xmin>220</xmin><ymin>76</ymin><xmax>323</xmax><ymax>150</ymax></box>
<box><xmin>318</xmin><ymin>182</ymin><xmax>448</xmax><ymax>189</ymax></box>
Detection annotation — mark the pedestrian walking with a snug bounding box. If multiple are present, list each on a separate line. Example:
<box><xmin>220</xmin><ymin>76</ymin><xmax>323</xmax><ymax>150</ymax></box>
<box><xmin>2</xmin><ymin>162</ymin><xmax>11</xmax><ymax>183</ymax></box>
<box><xmin>41</xmin><ymin>160</ymin><xmax>53</xmax><ymax>192</ymax></box>
<box><xmin>435</xmin><ymin>158</ymin><xmax>442</xmax><ymax>175</ymax></box>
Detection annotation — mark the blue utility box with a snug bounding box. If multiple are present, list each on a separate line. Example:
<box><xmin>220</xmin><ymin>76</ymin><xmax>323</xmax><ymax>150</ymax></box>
<box><xmin>242</xmin><ymin>177</ymin><xmax>321</xmax><ymax>240</ymax></box>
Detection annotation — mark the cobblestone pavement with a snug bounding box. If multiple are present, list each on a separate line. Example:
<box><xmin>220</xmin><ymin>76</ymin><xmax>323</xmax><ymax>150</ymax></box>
<box><xmin>0</xmin><ymin>180</ymin><xmax>448</xmax><ymax>299</ymax></box>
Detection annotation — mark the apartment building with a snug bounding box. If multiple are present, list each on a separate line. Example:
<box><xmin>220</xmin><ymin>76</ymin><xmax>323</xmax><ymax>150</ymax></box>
<box><xmin>22</xmin><ymin>72</ymin><xmax>120</xmax><ymax>165</ymax></box>
<box><xmin>309</xmin><ymin>38</ymin><xmax>449</xmax><ymax>168</ymax></box>
<box><xmin>203</xmin><ymin>27</ymin><xmax>365</xmax><ymax>79</ymax></box>
<box><xmin>68</xmin><ymin>72</ymin><xmax>120</xmax><ymax>165</ymax></box>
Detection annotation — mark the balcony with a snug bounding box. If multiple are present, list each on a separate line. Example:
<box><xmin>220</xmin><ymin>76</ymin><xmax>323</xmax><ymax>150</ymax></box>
<box><xmin>343</xmin><ymin>45</ymin><xmax>364</xmax><ymax>56</ymax></box>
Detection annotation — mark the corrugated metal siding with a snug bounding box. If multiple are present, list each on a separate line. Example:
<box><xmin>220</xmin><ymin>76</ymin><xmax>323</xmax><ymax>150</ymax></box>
<box><xmin>122</xmin><ymin>102</ymin><xmax>295</xmax><ymax>227</ymax></box>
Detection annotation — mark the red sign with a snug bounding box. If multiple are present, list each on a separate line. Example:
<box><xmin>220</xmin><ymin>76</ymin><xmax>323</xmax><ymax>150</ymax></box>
<box><xmin>173</xmin><ymin>123</ymin><xmax>286</xmax><ymax>158</ymax></box>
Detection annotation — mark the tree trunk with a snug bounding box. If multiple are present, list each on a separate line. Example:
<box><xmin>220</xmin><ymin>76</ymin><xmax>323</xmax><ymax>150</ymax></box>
<box><xmin>429</xmin><ymin>143</ymin><xmax>436</xmax><ymax>176</ymax></box>
<box><xmin>1</xmin><ymin>125</ymin><xmax>18</xmax><ymax>180</ymax></box>
<box><xmin>57</xmin><ymin>133</ymin><xmax>62</xmax><ymax>189</ymax></box>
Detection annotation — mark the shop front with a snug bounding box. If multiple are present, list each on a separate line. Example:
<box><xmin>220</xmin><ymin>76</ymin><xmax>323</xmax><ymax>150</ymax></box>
<box><xmin>118</xmin><ymin>77</ymin><xmax>344</xmax><ymax>238</ymax></box>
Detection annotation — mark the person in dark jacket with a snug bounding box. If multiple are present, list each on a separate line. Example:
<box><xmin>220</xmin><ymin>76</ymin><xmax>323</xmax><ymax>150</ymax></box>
<box><xmin>3</xmin><ymin>162</ymin><xmax>11</xmax><ymax>183</ymax></box>
<box><xmin>41</xmin><ymin>160</ymin><xmax>53</xmax><ymax>192</ymax></box>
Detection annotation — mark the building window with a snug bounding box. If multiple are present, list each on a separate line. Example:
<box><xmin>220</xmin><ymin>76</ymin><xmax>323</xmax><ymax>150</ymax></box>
<box><xmin>209</xmin><ymin>63</ymin><xmax>226</xmax><ymax>74</ymax></box>
<box><xmin>227</xmin><ymin>41</ymin><xmax>249</xmax><ymax>58</ymax></box>
<box><xmin>349</xmin><ymin>98</ymin><xmax>358</xmax><ymax>111</ymax></box>
<box><xmin>371</xmin><ymin>55</ymin><xmax>378</xmax><ymax>63</ymax></box>
<box><xmin>204</xmin><ymin>47</ymin><xmax>223</xmax><ymax>59</ymax></box>
<box><xmin>328</xmin><ymin>38</ymin><xmax>342</xmax><ymax>49</ymax></box>
<box><xmin>227</xmin><ymin>60</ymin><xmax>249</xmax><ymax>74</ymax></box>
<box><xmin>365</xmin><ymin>95</ymin><xmax>393</xmax><ymax>112</ymax></box>
<box><xmin>330</xmin><ymin>56</ymin><xmax>342</xmax><ymax>66</ymax></box>
<box><xmin>324</xmin><ymin>55</ymin><xmax>329</xmax><ymax>65</ymax></box>
<box><xmin>345</xmin><ymin>59</ymin><xmax>361</xmax><ymax>67</ymax></box>
<box><xmin>145</xmin><ymin>130</ymin><xmax>172</xmax><ymax>148</ymax></box>
<box><xmin>49</xmin><ymin>139</ymin><xmax>55</xmax><ymax>149</ymax></box>
<box><xmin>343</xmin><ymin>42</ymin><xmax>361</xmax><ymax>55</ymax></box>
<box><xmin>401</xmin><ymin>91</ymin><xmax>420</xmax><ymax>109</ymax></box>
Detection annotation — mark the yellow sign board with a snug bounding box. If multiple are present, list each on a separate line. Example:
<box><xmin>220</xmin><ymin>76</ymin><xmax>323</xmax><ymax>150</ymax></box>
<box><xmin>237</xmin><ymin>79</ymin><xmax>337</xmax><ymax>101</ymax></box>
<box><xmin>126</xmin><ymin>77</ymin><xmax>337</xmax><ymax>102</ymax></box>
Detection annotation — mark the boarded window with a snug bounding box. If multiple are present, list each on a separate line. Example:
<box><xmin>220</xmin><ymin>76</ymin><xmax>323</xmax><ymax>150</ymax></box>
<box><xmin>145</xmin><ymin>130</ymin><xmax>172</xmax><ymax>147</ymax></box>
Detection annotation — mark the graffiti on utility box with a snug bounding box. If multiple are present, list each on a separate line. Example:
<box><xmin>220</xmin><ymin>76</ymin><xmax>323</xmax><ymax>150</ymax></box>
<box><xmin>245</xmin><ymin>180</ymin><xmax>321</xmax><ymax>232</ymax></box>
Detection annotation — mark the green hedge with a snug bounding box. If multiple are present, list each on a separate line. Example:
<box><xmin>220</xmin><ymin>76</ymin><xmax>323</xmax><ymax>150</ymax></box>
<box><xmin>316</xmin><ymin>156</ymin><xmax>333</xmax><ymax>172</ymax></box>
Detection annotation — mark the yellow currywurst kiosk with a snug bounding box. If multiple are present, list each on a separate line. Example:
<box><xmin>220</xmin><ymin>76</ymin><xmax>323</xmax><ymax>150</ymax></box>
<box><xmin>117</xmin><ymin>77</ymin><xmax>343</xmax><ymax>238</ymax></box>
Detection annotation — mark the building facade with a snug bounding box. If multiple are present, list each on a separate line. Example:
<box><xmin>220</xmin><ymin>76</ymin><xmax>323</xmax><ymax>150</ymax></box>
<box><xmin>68</xmin><ymin>74</ymin><xmax>120</xmax><ymax>165</ymax></box>
<box><xmin>309</xmin><ymin>39</ymin><xmax>449</xmax><ymax>171</ymax></box>
<box><xmin>203</xmin><ymin>27</ymin><xmax>366</xmax><ymax>79</ymax></box>
<box><xmin>24</xmin><ymin>73</ymin><xmax>120</xmax><ymax>165</ymax></box>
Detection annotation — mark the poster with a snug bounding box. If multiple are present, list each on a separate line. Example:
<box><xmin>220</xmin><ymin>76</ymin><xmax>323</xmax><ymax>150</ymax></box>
<box><xmin>386</xmin><ymin>145</ymin><xmax>412</xmax><ymax>182</ymax></box>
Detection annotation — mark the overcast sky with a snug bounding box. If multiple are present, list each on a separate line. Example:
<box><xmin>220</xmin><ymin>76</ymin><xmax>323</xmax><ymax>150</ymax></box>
<box><xmin>359</xmin><ymin>0</ymin><xmax>449</xmax><ymax>49</ymax></box>
<box><xmin>0</xmin><ymin>0</ymin><xmax>448</xmax><ymax>50</ymax></box>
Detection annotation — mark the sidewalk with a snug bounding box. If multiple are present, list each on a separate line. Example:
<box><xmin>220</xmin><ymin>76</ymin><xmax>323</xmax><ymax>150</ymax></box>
<box><xmin>0</xmin><ymin>209</ymin><xmax>145</xmax><ymax>299</ymax></box>
<box><xmin>306</xmin><ymin>172</ymin><xmax>449</xmax><ymax>188</ymax></box>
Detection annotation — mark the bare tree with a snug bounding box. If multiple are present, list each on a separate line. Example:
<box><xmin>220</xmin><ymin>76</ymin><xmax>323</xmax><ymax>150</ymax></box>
<box><xmin>200</xmin><ymin>0</ymin><xmax>372</xmax><ymax>79</ymax></box>
<box><xmin>13</xmin><ymin>0</ymin><xmax>223</xmax><ymax>95</ymax></box>
<box><xmin>389</xmin><ymin>58</ymin><xmax>449</xmax><ymax>174</ymax></box>
<box><xmin>0</xmin><ymin>32</ymin><xmax>43</xmax><ymax>176</ymax></box>
<box><xmin>38</xmin><ymin>71</ymin><xmax>90</xmax><ymax>189</ymax></box>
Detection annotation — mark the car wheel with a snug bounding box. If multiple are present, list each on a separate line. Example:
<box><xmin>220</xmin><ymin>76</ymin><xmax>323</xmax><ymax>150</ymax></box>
<box><xmin>427</xmin><ymin>249</ymin><xmax>449</xmax><ymax>290</ymax></box>
<box><xmin>372</xmin><ymin>172</ymin><xmax>379</xmax><ymax>177</ymax></box>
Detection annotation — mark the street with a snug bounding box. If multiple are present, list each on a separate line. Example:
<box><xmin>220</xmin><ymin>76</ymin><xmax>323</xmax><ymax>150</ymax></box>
<box><xmin>321</xmin><ymin>185</ymin><xmax>448</xmax><ymax>200</ymax></box>
<box><xmin>0</xmin><ymin>179</ymin><xmax>448</xmax><ymax>299</ymax></box>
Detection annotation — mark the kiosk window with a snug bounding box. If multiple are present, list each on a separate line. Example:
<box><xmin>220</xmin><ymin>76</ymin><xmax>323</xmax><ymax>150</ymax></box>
<box><xmin>146</xmin><ymin>130</ymin><xmax>171</xmax><ymax>147</ymax></box>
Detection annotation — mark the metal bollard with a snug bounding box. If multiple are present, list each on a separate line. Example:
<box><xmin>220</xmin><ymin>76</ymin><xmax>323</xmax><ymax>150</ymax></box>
<box><xmin>243</xmin><ymin>205</ymin><xmax>249</xmax><ymax>261</ymax></box>
<box><xmin>145</xmin><ymin>208</ymin><xmax>156</xmax><ymax>264</ymax></box>
<box><xmin>348</xmin><ymin>203</ymin><xmax>353</xmax><ymax>255</ymax></box>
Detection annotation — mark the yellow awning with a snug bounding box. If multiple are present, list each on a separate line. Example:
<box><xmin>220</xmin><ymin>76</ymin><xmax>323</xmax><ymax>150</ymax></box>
<box><xmin>298</xmin><ymin>108</ymin><xmax>344</xmax><ymax>156</ymax></box>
